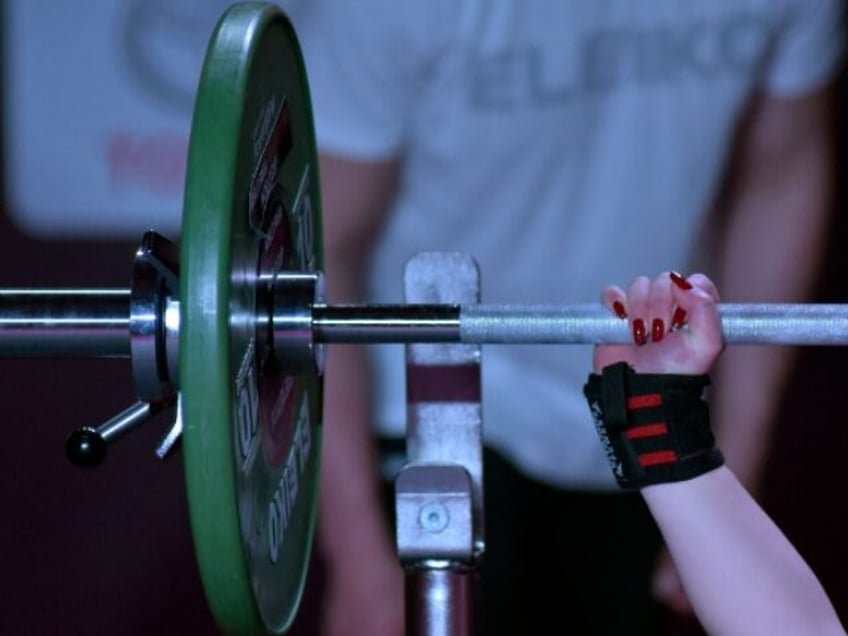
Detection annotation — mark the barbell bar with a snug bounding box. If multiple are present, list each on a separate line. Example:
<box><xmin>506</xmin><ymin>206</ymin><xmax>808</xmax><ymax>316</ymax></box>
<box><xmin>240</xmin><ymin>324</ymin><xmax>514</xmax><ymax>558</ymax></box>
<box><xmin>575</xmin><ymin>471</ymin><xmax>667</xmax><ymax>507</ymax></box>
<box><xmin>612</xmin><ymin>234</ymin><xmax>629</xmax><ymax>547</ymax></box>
<box><xmin>15</xmin><ymin>3</ymin><xmax>847</xmax><ymax>635</ymax></box>
<box><xmin>316</xmin><ymin>300</ymin><xmax>848</xmax><ymax>345</ymax></box>
<box><xmin>6</xmin><ymin>282</ymin><xmax>845</xmax><ymax>471</ymax></box>
<box><xmin>2</xmin><ymin>289</ymin><xmax>848</xmax><ymax>356</ymax></box>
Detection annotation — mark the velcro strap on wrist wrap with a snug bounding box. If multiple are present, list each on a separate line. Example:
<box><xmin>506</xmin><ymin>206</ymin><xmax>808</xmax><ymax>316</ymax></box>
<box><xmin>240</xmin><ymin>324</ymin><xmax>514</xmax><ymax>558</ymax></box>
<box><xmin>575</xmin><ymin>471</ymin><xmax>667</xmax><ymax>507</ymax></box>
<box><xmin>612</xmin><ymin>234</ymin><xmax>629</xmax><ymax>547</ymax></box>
<box><xmin>583</xmin><ymin>361</ymin><xmax>724</xmax><ymax>489</ymax></box>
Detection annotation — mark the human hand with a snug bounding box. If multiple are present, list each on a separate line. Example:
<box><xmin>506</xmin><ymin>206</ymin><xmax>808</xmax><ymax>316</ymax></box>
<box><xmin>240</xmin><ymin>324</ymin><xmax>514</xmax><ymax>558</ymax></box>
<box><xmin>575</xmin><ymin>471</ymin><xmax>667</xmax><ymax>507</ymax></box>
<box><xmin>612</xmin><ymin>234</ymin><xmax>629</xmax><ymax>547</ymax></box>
<box><xmin>594</xmin><ymin>271</ymin><xmax>723</xmax><ymax>615</ymax></box>
<box><xmin>594</xmin><ymin>271</ymin><xmax>724</xmax><ymax>375</ymax></box>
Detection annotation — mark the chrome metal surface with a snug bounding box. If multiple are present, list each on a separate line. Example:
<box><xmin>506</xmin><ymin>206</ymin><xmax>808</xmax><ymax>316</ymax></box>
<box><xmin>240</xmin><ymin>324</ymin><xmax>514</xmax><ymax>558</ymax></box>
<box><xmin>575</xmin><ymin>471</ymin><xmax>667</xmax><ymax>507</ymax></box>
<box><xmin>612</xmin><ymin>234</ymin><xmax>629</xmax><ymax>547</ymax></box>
<box><xmin>130</xmin><ymin>230</ymin><xmax>180</xmax><ymax>403</ymax></box>
<box><xmin>1</xmin><ymin>296</ymin><xmax>846</xmax><ymax>357</ymax></box>
<box><xmin>405</xmin><ymin>563</ymin><xmax>475</xmax><ymax>636</ymax></box>
<box><xmin>96</xmin><ymin>400</ymin><xmax>156</xmax><ymax>443</ymax></box>
<box><xmin>266</xmin><ymin>271</ymin><xmax>326</xmax><ymax>374</ymax></box>
<box><xmin>155</xmin><ymin>393</ymin><xmax>184</xmax><ymax>460</ymax></box>
<box><xmin>312</xmin><ymin>304</ymin><xmax>461</xmax><ymax>343</ymax></box>
<box><xmin>0</xmin><ymin>289</ymin><xmax>130</xmax><ymax>356</ymax></box>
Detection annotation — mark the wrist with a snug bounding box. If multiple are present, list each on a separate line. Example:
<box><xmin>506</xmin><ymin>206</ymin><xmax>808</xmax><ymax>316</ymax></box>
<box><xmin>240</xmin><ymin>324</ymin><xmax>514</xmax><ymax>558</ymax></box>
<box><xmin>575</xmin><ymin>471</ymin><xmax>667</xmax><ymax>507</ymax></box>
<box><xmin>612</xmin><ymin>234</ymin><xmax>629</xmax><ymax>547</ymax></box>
<box><xmin>584</xmin><ymin>361</ymin><xmax>724</xmax><ymax>490</ymax></box>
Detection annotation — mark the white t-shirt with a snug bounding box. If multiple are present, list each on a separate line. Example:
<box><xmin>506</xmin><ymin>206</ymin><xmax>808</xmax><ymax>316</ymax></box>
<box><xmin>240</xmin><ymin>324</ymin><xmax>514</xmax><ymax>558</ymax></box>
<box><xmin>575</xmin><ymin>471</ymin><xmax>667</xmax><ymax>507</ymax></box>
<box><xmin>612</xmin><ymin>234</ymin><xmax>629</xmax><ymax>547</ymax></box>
<box><xmin>292</xmin><ymin>0</ymin><xmax>843</xmax><ymax>489</ymax></box>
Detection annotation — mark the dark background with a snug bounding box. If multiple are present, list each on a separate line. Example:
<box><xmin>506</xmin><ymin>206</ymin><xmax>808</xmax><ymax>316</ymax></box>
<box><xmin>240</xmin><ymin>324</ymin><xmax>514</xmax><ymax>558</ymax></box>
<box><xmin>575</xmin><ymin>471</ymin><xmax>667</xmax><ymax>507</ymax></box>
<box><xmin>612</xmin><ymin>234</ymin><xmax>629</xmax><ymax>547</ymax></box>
<box><xmin>0</xmin><ymin>9</ymin><xmax>846</xmax><ymax>636</ymax></box>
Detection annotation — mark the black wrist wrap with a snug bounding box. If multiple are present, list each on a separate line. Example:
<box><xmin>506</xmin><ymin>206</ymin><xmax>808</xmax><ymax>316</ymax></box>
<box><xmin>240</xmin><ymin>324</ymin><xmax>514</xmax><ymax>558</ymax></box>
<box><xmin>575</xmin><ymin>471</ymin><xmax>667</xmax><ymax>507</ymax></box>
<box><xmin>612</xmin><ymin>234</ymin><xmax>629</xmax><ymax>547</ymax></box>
<box><xmin>583</xmin><ymin>361</ymin><xmax>724</xmax><ymax>490</ymax></box>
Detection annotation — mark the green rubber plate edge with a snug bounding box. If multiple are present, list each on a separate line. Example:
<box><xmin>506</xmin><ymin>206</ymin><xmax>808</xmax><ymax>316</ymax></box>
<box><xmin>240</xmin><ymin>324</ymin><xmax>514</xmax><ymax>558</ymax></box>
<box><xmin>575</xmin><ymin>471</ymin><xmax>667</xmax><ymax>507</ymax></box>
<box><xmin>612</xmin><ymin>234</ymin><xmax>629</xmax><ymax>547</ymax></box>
<box><xmin>180</xmin><ymin>3</ymin><xmax>324</xmax><ymax>633</ymax></box>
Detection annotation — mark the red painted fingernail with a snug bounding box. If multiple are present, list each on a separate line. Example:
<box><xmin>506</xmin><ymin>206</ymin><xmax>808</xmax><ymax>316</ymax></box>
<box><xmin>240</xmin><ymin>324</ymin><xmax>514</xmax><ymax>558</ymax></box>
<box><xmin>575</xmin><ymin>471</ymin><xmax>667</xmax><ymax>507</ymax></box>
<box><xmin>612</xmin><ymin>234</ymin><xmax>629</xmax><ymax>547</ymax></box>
<box><xmin>633</xmin><ymin>319</ymin><xmax>647</xmax><ymax>345</ymax></box>
<box><xmin>671</xmin><ymin>307</ymin><xmax>687</xmax><ymax>329</ymax></box>
<box><xmin>670</xmin><ymin>271</ymin><xmax>693</xmax><ymax>290</ymax></box>
<box><xmin>652</xmin><ymin>318</ymin><xmax>664</xmax><ymax>342</ymax></box>
<box><xmin>612</xmin><ymin>301</ymin><xmax>627</xmax><ymax>319</ymax></box>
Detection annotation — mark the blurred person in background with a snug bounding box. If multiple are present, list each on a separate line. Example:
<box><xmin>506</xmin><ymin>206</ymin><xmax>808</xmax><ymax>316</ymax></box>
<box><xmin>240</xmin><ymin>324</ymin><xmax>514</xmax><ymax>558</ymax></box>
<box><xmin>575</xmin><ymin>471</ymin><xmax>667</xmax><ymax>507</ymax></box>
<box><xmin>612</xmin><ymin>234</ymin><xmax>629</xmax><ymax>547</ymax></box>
<box><xmin>290</xmin><ymin>2</ymin><xmax>844</xmax><ymax>634</ymax></box>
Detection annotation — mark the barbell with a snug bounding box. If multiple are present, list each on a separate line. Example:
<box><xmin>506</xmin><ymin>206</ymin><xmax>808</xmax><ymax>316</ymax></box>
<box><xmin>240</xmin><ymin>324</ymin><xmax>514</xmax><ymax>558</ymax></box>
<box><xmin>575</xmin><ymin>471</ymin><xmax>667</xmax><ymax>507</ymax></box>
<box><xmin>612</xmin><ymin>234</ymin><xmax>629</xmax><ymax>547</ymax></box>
<box><xmin>5</xmin><ymin>3</ymin><xmax>847</xmax><ymax>634</ymax></box>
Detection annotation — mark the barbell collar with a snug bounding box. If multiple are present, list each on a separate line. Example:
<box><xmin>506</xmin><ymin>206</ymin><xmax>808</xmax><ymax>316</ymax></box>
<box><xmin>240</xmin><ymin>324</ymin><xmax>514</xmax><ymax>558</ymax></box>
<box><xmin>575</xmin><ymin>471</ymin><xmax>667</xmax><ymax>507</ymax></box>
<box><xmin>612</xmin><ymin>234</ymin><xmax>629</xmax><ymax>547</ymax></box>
<box><xmin>266</xmin><ymin>272</ymin><xmax>326</xmax><ymax>374</ymax></box>
<box><xmin>130</xmin><ymin>230</ymin><xmax>180</xmax><ymax>404</ymax></box>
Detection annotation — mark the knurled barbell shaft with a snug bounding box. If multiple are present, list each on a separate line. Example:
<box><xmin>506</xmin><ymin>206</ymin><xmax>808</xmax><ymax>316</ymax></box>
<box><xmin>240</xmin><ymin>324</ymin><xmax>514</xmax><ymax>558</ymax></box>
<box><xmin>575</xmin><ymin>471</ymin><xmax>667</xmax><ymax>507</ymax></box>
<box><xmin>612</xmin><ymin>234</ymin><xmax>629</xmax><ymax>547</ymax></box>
<box><xmin>465</xmin><ymin>303</ymin><xmax>848</xmax><ymax>345</ymax></box>
<box><xmin>1</xmin><ymin>291</ymin><xmax>847</xmax><ymax>358</ymax></box>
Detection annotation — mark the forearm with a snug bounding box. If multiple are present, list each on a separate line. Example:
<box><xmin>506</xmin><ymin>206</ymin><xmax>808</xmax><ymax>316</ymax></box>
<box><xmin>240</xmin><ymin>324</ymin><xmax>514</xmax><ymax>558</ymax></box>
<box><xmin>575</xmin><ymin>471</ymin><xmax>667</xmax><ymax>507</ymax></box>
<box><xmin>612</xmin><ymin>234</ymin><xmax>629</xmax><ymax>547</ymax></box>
<box><xmin>318</xmin><ymin>223</ymin><xmax>395</xmax><ymax>571</ymax></box>
<box><xmin>712</xmin><ymin>347</ymin><xmax>795</xmax><ymax>489</ymax></box>
<box><xmin>711</xmin><ymin>88</ymin><xmax>833</xmax><ymax>488</ymax></box>
<box><xmin>316</xmin><ymin>270</ymin><xmax>399</xmax><ymax>581</ymax></box>
<box><xmin>315</xmin><ymin>150</ymin><xmax>403</xmax><ymax>574</ymax></box>
<box><xmin>318</xmin><ymin>344</ymin><xmax>395</xmax><ymax>568</ymax></box>
<box><xmin>642</xmin><ymin>467</ymin><xmax>845</xmax><ymax>635</ymax></box>
<box><xmin>714</xmin><ymin>205</ymin><xmax>820</xmax><ymax>487</ymax></box>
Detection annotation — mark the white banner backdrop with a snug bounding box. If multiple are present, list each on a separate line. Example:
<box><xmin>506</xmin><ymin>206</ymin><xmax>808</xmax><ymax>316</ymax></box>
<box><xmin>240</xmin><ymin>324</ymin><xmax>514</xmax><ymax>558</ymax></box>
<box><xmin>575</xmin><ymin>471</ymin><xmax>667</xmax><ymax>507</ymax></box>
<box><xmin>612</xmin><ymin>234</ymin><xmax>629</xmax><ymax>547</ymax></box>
<box><xmin>4</xmin><ymin>0</ymin><xmax>295</xmax><ymax>239</ymax></box>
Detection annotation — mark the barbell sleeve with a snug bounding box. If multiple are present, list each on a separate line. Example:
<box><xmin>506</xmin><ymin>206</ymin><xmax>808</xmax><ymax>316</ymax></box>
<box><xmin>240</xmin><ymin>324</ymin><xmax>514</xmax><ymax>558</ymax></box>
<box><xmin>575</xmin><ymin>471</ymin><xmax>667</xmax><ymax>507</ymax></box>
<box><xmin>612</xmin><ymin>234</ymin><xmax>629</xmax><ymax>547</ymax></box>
<box><xmin>0</xmin><ymin>289</ymin><xmax>130</xmax><ymax>357</ymax></box>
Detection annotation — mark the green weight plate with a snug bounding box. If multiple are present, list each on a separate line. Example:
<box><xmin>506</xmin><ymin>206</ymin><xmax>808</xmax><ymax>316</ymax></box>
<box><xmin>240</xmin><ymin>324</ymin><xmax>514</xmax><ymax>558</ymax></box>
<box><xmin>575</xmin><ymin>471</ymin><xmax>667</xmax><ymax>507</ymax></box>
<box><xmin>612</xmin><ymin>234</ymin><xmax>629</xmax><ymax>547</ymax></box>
<box><xmin>180</xmin><ymin>3</ymin><xmax>324</xmax><ymax>633</ymax></box>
